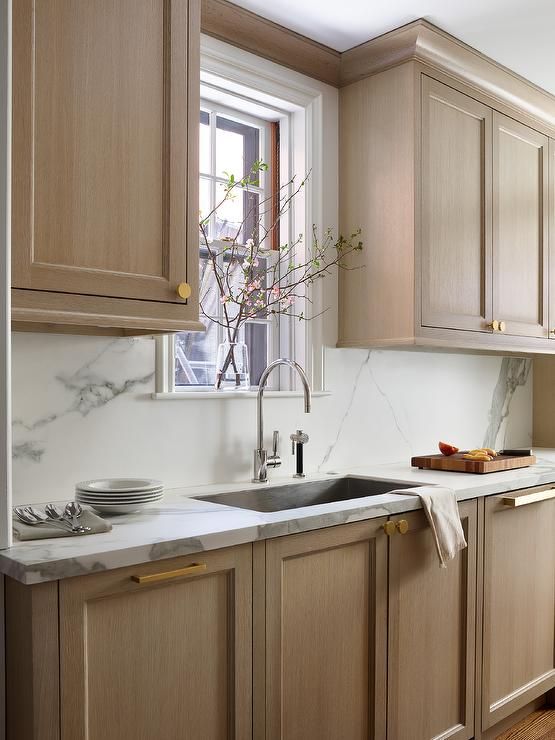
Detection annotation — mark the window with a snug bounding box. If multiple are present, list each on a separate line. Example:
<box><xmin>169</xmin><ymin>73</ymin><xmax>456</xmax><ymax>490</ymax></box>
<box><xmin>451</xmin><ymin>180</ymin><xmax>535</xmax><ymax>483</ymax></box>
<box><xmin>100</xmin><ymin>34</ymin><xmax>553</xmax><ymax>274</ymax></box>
<box><xmin>174</xmin><ymin>103</ymin><xmax>281</xmax><ymax>390</ymax></box>
<box><xmin>155</xmin><ymin>35</ymin><xmax>336</xmax><ymax>397</ymax></box>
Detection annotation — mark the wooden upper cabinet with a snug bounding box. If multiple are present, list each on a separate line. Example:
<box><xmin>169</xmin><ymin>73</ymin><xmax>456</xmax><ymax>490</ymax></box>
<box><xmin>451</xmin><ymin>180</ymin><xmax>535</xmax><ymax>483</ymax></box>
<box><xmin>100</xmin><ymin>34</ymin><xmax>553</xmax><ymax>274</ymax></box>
<box><xmin>262</xmin><ymin>519</ymin><xmax>388</xmax><ymax>740</ymax></box>
<box><xmin>59</xmin><ymin>546</ymin><xmax>252</xmax><ymax>740</ymax></box>
<box><xmin>481</xmin><ymin>490</ymin><xmax>555</xmax><ymax>730</ymax></box>
<box><xmin>387</xmin><ymin>501</ymin><xmax>477</xmax><ymax>740</ymax></box>
<box><xmin>11</xmin><ymin>0</ymin><xmax>202</xmax><ymax>333</ymax></box>
<box><xmin>492</xmin><ymin>113</ymin><xmax>548</xmax><ymax>338</ymax></box>
<box><xmin>421</xmin><ymin>77</ymin><xmax>492</xmax><ymax>332</ymax></box>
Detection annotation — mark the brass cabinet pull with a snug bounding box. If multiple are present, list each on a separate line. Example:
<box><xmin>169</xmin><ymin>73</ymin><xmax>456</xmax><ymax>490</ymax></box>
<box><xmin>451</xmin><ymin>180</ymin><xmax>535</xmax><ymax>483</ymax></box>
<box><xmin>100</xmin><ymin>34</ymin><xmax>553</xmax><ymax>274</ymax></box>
<box><xmin>131</xmin><ymin>562</ymin><xmax>207</xmax><ymax>584</ymax></box>
<box><xmin>396</xmin><ymin>519</ymin><xmax>409</xmax><ymax>534</ymax></box>
<box><xmin>383</xmin><ymin>521</ymin><xmax>396</xmax><ymax>536</ymax></box>
<box><xmin>176</xmin><ymin>282</ymin><xmax>192</xmax><ymax>300</ymax></box>
<box><xmin>550</xmin><ymin>329</ymin><xmax>555</xmax><ymax>336</ymax></box>
<box><xmin>501</xmin><ymin>488</ymin><xmax>555</xmax><ymax>508</ymax></box>
<box><xmin>487</xmin><ymin>320</ymin><xmax>506</xmax><ymax>332</ymax></box>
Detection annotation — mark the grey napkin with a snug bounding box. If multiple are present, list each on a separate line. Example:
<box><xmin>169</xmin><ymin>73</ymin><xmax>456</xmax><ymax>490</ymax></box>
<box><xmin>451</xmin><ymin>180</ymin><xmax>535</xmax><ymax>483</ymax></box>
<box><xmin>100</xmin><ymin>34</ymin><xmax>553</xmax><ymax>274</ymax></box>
<box><xmin>13</xmin><ymin>508</ymin><xmax>112</xmax><ymax>541</ymax></box>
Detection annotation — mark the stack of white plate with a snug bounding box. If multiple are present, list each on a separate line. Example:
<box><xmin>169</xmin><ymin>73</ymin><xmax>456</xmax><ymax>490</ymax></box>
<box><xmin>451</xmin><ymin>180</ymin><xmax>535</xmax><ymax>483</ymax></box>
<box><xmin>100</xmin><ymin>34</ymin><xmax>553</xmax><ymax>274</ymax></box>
<box><xmin>75</xmin><ymin>478</ymin><xmax>164</xmax><ymax>514</ymax></box>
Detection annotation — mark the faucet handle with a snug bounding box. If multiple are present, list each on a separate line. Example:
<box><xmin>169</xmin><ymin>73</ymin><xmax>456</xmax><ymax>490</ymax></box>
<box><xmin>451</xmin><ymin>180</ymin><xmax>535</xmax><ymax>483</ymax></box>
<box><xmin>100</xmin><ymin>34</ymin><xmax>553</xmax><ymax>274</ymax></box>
<box><xmin>290</xmin><ymin>430</ymin><xmax>309</xmax><ymax>453</ymax></box>
<box><xmin>267</xmin><ymin>431</ymin><xmax>282</xmax><ymax>468</ymax></box>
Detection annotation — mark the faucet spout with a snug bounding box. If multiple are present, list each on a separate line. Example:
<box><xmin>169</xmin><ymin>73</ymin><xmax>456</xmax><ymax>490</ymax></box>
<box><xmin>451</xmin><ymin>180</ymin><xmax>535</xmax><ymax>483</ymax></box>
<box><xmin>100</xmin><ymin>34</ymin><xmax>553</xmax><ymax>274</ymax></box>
<box><xmin>253</xmin><ymin>359</ymin><xmax>311</xmax><ymax>483</ymax></box>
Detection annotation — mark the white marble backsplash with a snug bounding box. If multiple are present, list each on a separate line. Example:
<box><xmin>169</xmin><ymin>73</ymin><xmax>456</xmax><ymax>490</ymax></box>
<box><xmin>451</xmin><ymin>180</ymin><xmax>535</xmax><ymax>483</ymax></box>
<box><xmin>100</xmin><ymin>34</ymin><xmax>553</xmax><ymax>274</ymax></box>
<box><xmin>11</xmin><ymin>333</ymin><xmax>532</xmax><ymax>504</ymax></box>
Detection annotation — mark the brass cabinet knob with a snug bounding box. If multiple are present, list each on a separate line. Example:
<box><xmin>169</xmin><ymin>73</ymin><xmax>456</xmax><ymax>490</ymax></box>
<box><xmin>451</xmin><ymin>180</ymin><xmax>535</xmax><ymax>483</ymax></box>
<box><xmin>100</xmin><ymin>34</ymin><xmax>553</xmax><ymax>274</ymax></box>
<box><xmin>383</xmin><ymin>521</ymin><xmax>396</xmax><ymax>536</ymax></box>
<box><xmin>176</xmin><ymin>282</ymin><xmax>191</xmax><ymax>300</ymax></box>
<box><xmin>487</xmin><ymin>320</ymin><xmax>506</xmax><ymax>333</ymax></box>
<box><xmin>396</xmin><ymin>519</ymin><xmax>409</xmax><ymax>535</ymax></box>
<box><xmin>550</xmin><ymin>329</ymin><xmax>555</xmax><ymax>336</ymax></box>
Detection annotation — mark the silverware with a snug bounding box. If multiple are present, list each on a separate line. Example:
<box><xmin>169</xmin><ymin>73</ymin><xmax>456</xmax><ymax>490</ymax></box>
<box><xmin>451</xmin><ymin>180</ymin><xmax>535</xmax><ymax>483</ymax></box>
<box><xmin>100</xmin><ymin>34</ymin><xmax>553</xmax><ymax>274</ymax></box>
<box><xmin>45</xmin><ymin>503</ymin><xmax>91</xmax><ymax>533</ymax></box>
<box><xmin>64</xmin><ymin>501</ymin><xmax>86</xmax><ymax>532</ymax></box>
<box><xmin>13</xmin><ymin>506</ymin><xmax>79</xmax><ymax>534</ymax></box>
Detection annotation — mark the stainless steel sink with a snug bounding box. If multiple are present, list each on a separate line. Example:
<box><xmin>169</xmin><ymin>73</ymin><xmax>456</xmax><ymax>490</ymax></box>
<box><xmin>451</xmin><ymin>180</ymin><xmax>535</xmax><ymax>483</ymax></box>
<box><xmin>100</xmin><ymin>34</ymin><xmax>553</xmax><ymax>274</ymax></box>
<box><xmin>195</xmin><ymin>477</ymin><xmax>418</xmax><ymax>513</ymax></box>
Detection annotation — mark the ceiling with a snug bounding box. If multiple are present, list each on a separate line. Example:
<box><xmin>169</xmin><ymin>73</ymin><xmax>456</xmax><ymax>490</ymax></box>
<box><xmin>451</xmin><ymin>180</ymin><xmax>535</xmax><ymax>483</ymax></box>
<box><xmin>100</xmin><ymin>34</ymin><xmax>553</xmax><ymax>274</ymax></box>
<box><xmin>228</xmin><ymin>0</ymin><xmax>555</xmax><ymax>95</ymax></box>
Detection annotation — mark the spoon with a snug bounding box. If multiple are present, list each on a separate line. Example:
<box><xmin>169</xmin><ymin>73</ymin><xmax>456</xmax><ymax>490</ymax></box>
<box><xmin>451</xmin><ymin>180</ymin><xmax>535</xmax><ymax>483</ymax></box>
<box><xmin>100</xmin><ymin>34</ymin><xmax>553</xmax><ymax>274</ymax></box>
<box><xmin>45</xmin><ymin>503</ymin><xmax>90</xmax><ymax>533</ymax></box>
<box><xmin>64</xmin><ymin>501</ymin><xmax>86</xmax><ymax>532</ymax></box>
<box><xmin>14</xmin><ymin>506</ymin><xmax>75</xmax><ymax>534</ymax></box>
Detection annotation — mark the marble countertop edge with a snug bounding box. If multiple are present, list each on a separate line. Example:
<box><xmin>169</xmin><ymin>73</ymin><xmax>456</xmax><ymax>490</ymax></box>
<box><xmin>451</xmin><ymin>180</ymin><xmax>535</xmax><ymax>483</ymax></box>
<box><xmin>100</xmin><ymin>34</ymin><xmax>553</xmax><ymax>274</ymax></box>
<box><xmin>4</xmin><ymin>450</ymin><xmax>555</xmax><ymax>585</ymax></box>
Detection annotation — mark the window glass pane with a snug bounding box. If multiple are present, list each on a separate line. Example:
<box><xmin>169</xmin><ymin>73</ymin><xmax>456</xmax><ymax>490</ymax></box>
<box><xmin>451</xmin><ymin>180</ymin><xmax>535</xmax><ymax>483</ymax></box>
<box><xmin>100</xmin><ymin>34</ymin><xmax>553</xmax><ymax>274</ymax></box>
<box><xmin>175</xmin><ymin>318</ymin><xmax>218</xmax><ymax>387</ymax></box>
<box><xmin>199</xmin><ymin>111</ymin><xmax>210</xmax><ymax>174</ymax></box>
<box><xmin>216</xmin><ymin>116</ymin><xmax>260</xmax><ymax>180</ymax></box>
<box><xmin>198</xmin><ymin>254</ymin><xmax>219</xmax><ymax>318</ymax></box>
<box><xmin>244</xmin><ymin>322</ymin><xmax>268</xmax><ymax>386</ymax></box>
<box><xmin>199</xmin><ymin>178</ymin><xmax>212</xmax><ymax>238</ymax></box>
<box><xmin>216</xmin><ymin>124</ymin><xmax>243</xmax><ymax>180</ymax></box>
<box><xmin>214</xmin><ymin>181</ymin><xmax>244</xmax><ymax>241</ymax></box>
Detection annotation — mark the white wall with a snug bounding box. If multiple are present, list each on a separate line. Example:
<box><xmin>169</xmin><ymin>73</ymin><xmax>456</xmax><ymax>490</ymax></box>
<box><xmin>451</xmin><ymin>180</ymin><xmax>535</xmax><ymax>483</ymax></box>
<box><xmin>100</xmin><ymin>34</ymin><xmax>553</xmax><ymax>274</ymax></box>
<box><xmin>11</xmin><ymin>332</ymin><xmax>532</xmax><ymax>503</ymax></box>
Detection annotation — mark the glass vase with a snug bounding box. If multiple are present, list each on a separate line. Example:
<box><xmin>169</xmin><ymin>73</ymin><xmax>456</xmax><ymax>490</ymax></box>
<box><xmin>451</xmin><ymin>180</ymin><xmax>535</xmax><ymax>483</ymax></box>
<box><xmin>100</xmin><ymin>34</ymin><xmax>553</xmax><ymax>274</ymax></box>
<box><xmin>214</xmin><ymin>341</ymin><xmax>250</xmax><ymax>391</ymax></box>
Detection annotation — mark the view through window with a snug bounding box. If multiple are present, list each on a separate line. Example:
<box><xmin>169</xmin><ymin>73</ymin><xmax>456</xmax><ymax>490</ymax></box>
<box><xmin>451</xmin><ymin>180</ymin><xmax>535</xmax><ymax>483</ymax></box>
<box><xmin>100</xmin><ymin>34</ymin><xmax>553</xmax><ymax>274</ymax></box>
<box><xmin>174</xmin><ymin>105</ymin><xmax>279</xmax><ymax>389</ymax></box>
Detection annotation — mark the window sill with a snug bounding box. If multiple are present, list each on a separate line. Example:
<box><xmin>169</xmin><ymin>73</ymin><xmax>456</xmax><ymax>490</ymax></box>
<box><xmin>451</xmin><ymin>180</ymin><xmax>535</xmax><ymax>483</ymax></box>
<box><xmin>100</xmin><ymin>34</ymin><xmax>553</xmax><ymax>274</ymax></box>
<box><xmin>152</xmin><ymin>391</ymin><xmax>332</xmax><ymax>401</ymax></box>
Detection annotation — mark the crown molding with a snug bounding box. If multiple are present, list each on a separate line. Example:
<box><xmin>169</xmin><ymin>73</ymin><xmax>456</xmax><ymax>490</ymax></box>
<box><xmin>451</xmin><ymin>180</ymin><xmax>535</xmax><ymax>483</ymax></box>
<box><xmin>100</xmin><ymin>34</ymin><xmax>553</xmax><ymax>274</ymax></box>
<box><xmin>201</xmin><ymin>7</ymin><xmax>555</xmax><ymax>132</ymax></box>
<box><xmin>340</xmin><ymin>19</ymin><xmax>555</xmax><ymax>130</ymax></box>
<box><xmin>201</xmin><ymin>0</ymin><xmax>341</xmax><ymax>87</ymax></box>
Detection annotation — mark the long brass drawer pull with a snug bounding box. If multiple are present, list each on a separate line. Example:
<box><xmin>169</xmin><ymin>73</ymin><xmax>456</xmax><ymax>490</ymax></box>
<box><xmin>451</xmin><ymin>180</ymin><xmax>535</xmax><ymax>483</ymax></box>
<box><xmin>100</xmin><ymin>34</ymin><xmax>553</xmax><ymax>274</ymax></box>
<box><xmin>131</xmin><ymin>563</ymin><xmax>207</xmax><ymax>584</ymax></box>
<box><xmin>502</xmin><ymin>488</ymin><xmax>555</xmax><ymax>507</ymax></box>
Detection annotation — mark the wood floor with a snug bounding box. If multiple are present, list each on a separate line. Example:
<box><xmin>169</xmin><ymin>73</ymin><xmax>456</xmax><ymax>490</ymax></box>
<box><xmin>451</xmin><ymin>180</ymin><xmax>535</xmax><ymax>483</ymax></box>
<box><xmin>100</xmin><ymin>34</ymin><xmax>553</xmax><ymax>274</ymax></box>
<box><xmin>496</xmin><ymin>709</ymin><xmax>555</xmax><ymax>740</ymax></box>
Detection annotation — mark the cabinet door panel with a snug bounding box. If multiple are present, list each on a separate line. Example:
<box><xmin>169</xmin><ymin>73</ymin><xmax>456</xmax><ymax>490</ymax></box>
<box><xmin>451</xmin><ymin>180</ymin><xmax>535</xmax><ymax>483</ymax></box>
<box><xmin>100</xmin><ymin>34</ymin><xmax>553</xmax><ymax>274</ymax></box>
<box><xmin>387</xmin><ymin>500</ymin><xmax>477</xmax><ymax>740</ymax></box>
<box><xmin>482</xmin><ymin>492</ymin><xmax>555</xmax><ymax>730</ymax></box>
<box><xmin>264</xmin><ymin>519</ymin><xmax>388</xmax><ymax>740</ymax></box>
<box><xmin>12</xmin><ymin>0</ymin><xmax>195</xmax><ymax>305</ymax></box>
<box><xmin>493</xmin><ymin>113</ymin><xmax>548</xmax><ymax>337</ymax></box>
<box><xmin>60</xmin><ymin>546</ymin><xmax>252</xmax><ymax>740</ymax></box>
<box><xmin>421</xmin><ymin>76</ymin><xmax>492</xmax><ymax>332</ymax></box>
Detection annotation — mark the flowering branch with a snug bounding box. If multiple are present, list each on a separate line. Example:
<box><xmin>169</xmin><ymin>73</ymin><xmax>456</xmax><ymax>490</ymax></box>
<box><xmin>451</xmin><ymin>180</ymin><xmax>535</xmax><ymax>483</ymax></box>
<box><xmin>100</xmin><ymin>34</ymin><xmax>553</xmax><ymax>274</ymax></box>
<box><xmin>200</xmin><ymin>162</ymin><xmax>363</xmax><ymax>388</ymax></box>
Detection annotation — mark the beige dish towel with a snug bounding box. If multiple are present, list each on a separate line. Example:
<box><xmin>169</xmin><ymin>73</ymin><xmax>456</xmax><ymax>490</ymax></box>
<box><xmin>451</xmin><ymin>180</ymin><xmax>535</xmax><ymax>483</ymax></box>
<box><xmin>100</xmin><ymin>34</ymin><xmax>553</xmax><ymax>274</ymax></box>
<box><xmin>13</xmin><ymin>508</ymin><xmax>112</xmax><ymax>541</ymax></box>
<box><xmin>396</xmin><ymin>486</ymin><xmax>467</xmax><ymax>568</ymax></box>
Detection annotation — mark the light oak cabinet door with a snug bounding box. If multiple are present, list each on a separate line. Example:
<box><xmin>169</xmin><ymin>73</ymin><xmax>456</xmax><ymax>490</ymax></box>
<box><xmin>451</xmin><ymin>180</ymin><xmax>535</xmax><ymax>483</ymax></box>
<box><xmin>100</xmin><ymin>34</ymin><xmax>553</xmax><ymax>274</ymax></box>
<box><xmin>387</xmin><ymin>500</ymin><xmax>477</xmax><ymax>740</ymax></box>
<box><xmin>492</xmin><ymin>113</ymin><xmax>549</xmax><ymax>338</ymax></box>
<box><xmin>421</xmin><ymin>76</ymin><xmax>492</xmax><ymax>332</ymax></box>
<box><xmin>12</xmin><ymin>0</ymin><xmax>200</xmax><ymax>332</ymax></box>
<box><xmin>263</xmin><ymin>519</ymin><xmax>388</xmax><ymax>740</ymax></box>
<box><xmin>59</xmin><ymin>546</ymin><xmax>252</xmax><ymax>740</ymax></box>
<box><xmin>481</xmin><ymin>490</ymin><xmax>555</xmax><ymax>730</ymax></box>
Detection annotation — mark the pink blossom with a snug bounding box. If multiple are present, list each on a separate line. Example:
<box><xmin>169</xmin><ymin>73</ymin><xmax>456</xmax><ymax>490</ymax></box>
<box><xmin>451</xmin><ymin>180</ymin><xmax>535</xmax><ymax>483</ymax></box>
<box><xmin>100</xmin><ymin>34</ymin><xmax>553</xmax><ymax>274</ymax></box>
<box><xmin>246</xmin><ymin>278</ymin><xmax>261</xmax><ymax>293</ymax></box>
<box><xmin>271</xmin><ymin>286</ymin><xmax>280</xmax><ymax>299</ymax></box>
<box><xmin>280</xmin><ymin>296</ymin><xmax>294</xmax><ymax>309</ymax></box>
<box><xmin>220</xmin><ymin>295</ymin><xmax>230</xmax><ymax>304</ymax></box>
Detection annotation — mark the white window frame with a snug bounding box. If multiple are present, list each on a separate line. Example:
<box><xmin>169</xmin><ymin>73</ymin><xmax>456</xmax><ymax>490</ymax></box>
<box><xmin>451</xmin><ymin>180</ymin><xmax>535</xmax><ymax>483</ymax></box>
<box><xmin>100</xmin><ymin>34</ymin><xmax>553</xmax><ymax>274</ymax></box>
<box><xmin>155</xmin><ymin>34</ymin><xmax>339</xmax><ymax>397</ymax></box>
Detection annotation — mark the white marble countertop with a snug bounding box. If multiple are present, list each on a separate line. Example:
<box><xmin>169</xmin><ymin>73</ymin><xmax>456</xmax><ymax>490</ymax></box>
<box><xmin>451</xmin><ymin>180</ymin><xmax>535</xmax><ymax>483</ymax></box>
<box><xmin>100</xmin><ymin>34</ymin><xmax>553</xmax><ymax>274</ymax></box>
<box><xmin>4</xmin><ymin>449</ymin><xmax>555</xmax><ymax>584</ymax></box>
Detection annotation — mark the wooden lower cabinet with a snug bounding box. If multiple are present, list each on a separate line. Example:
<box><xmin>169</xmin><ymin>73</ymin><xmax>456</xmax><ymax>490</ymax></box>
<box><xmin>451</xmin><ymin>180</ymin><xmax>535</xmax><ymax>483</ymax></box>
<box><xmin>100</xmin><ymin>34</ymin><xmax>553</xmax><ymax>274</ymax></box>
<box><xmin>261</xmin><ymin>503</ymin><xmax>477</xmax><ymax>740</ymax></box>
<box><xmin>59</xmin><ymin>546</ymin><xmax>253</xmax><ymax>740</ymax></box>
<box><xmin>481</xmin><ymin>490</ymin><xmax>555</xmax><ymax>731</ymax></box>
<box><xmin>388</xmin><ymin>500</ymin><xmax>477</xmax><ymax>740</ymax></box>
<box><xmin>262</xmin><ymin>518</ymin><xmax>389</xmax><ymax>740</ymax></box>
<box><xmin>7</xmin><ymin>492</ymin><xmax>555</xmax><ymax>740</ymax></box>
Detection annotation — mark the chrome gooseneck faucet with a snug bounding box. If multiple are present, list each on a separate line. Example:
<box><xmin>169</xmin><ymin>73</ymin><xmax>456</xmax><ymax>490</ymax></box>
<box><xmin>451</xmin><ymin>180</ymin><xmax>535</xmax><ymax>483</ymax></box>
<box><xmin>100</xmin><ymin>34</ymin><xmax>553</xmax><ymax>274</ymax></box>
<box><xmin>253</xmin><ymin>359</ymin><xmax>311</xmax><ymax>483</ymax></box>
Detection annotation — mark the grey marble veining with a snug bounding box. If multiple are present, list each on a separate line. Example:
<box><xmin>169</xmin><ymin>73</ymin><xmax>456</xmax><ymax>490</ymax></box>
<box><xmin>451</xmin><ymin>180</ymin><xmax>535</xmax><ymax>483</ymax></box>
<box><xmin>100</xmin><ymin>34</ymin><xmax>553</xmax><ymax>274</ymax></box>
<box><xmin>12</xmin><ymin>336</ymin><xmax>154</xmax><ymax>465</ymax></box>
<box><xmin>483</xmin><ymin>357</ymin><xmax>531</xmax><ymax>449</ymax></box>
<box><xmin>4</xmin><ymin>451</ymin><xmax>555</xmax><ymax>585</ymax></box>
<box><xmin>11</xmin><ymin>336</ymin><xmax>533</xmax><ymax>503</ymax></box>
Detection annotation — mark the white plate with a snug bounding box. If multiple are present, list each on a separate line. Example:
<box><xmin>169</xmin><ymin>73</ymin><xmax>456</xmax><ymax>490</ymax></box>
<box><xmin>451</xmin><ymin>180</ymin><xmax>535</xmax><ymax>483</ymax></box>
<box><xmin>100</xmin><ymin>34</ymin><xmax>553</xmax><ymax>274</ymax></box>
<box><xmin>87</xmin><ymin>502</ymin><xmax>158</xmax><ymax>515</ymax></box>
<box><xmin>76</xmin><ymin>478</ymin><xmax>163</xmax><ymax>494</ymax></box>
<box><xmin>75</xmin><ymin>489</ymin><xmax>163</xmax><ymax>502</ymax></box>
<box><xmin>76</xmin><ymin>494</ymin><xmax>164</xmax><ymax>505</ymax></box>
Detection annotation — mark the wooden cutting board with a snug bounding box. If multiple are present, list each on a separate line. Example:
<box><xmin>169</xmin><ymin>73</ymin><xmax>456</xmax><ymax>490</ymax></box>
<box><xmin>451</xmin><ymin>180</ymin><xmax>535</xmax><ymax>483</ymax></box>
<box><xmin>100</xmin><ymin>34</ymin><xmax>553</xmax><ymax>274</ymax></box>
<box><xmin>411</xmin><ymin>452</ymin><xmax>536</xmax><ymax>474</ymax></box>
